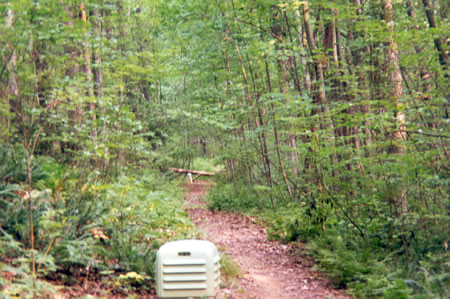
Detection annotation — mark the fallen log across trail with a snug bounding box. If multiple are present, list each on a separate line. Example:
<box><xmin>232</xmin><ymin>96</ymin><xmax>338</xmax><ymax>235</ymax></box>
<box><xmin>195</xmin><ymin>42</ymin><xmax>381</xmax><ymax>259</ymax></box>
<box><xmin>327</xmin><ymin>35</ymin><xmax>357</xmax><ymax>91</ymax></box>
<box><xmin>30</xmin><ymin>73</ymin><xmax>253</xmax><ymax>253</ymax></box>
<box><xmin>169</xmin><ymin>167</ymin><xmax>215</xmax><ymax>181</ymax></box>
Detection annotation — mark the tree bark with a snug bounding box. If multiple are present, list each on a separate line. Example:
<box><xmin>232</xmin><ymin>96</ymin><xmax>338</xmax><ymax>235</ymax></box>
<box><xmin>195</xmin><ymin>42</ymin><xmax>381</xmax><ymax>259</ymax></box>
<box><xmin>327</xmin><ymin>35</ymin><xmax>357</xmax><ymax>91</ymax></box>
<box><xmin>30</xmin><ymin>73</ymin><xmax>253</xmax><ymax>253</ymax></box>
<box><xmin>6</xmin><ymin>9</ymin><xmax>21</xmax><ymax>141</ymax></box>
<box><xmin>234</xmin><ymin>39</ymin><xmax>274</xmax><ymax>199</ymax></box>
<box><xmin>406</xmin><ymin>0</ymin><xmax>435</xmax><ymax>127</ymax></box>
<box><xmin>303</xmin><ymin>2</ymin><xmax>327</xmax><ymax>108</ymax></box>
<box><xmin>295</xmin><ymin>10</ymin><xmax>311</xmax><ymax>92</ymax></box>
<box><xmin>422</xmin><ymin>0</ymin><xmax>449</xmax><ymax>70</ymax></box>
<box><xmin>269</xmin><ymin>10</ymin><xmax>295</xmax><ymax>199</ymax></box>
<box><xmin>80</xmin><ymin>3</ymin><xmax>97</xmax><ymax>144</ymax></box>
<box><xmin>383</xmin><ymin>0</ymin><xmax>407</xmax><ymax>214</ymax></box>
<box><xmin>92</xmin><ymin>6</ymin><xmax>108</xmax><ymax>169</ymax></box>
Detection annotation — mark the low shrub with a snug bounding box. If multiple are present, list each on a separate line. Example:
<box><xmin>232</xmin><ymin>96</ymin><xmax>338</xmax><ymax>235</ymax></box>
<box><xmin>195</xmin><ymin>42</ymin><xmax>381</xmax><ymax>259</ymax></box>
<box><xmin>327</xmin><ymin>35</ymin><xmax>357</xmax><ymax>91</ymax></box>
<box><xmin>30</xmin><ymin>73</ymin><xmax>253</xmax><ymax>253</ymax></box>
<box><xmin>206</xmin><ymin>178</ymin><xmax>449</xmax><ymax>298</ymax></box>
<box><xmin>219</xmin><ymin>253</ymin><xmax>243</xmax><ymax>288</ymax></box>
<box><xmin>0</xmin><ymin>153</ymin><xmax>196</xmax><ymax>295</ymax></box>
<box><xmin>207</xmin><ymin>183</ymin><xmax>271</xmax><ymax>212</ymax></box>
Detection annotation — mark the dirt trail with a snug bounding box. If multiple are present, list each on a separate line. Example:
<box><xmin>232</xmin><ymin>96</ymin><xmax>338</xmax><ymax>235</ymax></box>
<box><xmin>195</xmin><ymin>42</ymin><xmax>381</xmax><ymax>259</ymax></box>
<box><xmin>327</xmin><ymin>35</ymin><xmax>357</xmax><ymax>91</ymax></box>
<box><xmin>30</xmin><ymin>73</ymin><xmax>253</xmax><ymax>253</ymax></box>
<box><xmin>185</xmin><ymin>181</ymin><xmax>350</xmax><ymax>299</ymax></box>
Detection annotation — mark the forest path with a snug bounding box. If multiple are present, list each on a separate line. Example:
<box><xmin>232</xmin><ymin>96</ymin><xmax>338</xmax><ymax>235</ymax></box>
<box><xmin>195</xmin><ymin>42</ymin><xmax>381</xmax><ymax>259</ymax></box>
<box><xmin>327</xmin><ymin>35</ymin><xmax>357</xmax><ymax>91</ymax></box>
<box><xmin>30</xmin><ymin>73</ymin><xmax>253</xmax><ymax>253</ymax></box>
<box><xmin>185</xmin><ymin>181</ymin><xmax>350</xmax><ymax>299</ymax></box>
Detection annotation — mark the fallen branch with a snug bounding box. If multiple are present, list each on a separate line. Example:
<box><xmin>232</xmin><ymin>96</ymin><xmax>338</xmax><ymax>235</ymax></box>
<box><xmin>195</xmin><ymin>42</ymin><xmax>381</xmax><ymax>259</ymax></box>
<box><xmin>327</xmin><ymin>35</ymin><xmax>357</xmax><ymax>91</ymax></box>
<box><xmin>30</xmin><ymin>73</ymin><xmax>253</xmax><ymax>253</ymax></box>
<box><xmin>169</xmin><ymin>167</ymin><xmax>215</xmax><ymax>176</ymax></box>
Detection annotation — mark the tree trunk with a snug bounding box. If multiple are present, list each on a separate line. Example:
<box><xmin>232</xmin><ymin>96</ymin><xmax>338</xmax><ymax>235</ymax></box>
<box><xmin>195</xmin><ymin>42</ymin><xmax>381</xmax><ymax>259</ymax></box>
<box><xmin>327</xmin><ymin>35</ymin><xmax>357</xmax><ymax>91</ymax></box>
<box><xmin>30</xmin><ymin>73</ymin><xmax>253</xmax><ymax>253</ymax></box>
<box><xmin>6</xmin><ymin>9</ymin><xmax>21</xmax><ymax>142</ymax></box>
<box><xmin>295</xmin><ymin>10</ymin><xmax>311</xmax><ymax>92</ymax></box>
<box><xmin>265</xmin><ymin>57</ymin><xmax>293</xmax><ymax>200</ymax></box>
<box><xmin>269</xmin><ymin>10</ymin><xmax>295</xmax><ymax>199</ymax></box>
<box><xmin>303</xmin><ymin>3</ymin><xmax>327</xmax><ymax>108</ymax></box>
<box><xmin>92</xmin><ymin>6</ymin><xmax>108</xmax><ymax>169</ymax></box>
<box><xmin>234</xmin><ymin>40</ymin><xmax>273</xmax><ymax>199</ymax></box>
<box><xmin>422</xmin><ymin>0</ymin><xmax>449</xmax><ymax>70</ymax></box>
<box><xmin>383</xmin><ymin>0</ymin><xmax>407</xmax><ymax>214</ymax></box>
<box><xmin>406</xmin><ymin>0</ymin><xmax>435</xmax><ymax>128</ymax></box>
<box><xmin>80</xmin><ymin>3</ymin><xmax>97</xmax><ymax>144</ymax></box>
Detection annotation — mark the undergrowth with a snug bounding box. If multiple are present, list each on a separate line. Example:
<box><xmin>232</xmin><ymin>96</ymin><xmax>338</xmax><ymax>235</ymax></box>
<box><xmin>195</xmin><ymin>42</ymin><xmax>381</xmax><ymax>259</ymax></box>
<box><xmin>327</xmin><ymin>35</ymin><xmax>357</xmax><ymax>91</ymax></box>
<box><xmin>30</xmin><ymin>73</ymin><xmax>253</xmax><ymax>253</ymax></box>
<box><xmin>207</xmin><ymin>183</ymin><xmax>272</xmax><ymax>212</ymax></box>
<box><xmin>219</xmin><ymin>253</ymin><xmax>243</xmax><ymax>288</ymax></box>
<box><xmin>208</xmin><ymin>182</ymin><xmax>449</xmax><ymax>298</ymax></box>
<box><xmin>0</xmin><ymin>147</ymin><xmax>196</xmax><ymax>297</ymax></box>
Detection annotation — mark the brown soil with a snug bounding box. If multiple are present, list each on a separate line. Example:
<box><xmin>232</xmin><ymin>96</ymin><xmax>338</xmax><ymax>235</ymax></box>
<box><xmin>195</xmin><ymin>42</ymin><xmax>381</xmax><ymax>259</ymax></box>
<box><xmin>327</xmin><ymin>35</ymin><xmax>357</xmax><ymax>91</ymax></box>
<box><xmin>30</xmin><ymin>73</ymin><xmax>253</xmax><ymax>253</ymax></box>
<box><xmin>4</xmin><ymin>180</ymin><xmax>349</xmax><ymax>298</ymax></box>
<box><xmin>185</xmin><ymin>181</ymin><xmax>350</xmax><ymax>299</ymax></box>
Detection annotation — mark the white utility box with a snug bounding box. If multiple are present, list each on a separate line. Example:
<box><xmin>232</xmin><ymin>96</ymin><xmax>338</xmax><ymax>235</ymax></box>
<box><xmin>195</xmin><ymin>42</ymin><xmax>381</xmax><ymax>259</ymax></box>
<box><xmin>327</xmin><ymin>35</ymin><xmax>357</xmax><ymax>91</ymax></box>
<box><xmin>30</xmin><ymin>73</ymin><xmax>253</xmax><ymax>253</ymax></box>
<box><xmin>156</xmin><ymin>240</ymin><xmax>220</xmax><ymax>298</ymax></box>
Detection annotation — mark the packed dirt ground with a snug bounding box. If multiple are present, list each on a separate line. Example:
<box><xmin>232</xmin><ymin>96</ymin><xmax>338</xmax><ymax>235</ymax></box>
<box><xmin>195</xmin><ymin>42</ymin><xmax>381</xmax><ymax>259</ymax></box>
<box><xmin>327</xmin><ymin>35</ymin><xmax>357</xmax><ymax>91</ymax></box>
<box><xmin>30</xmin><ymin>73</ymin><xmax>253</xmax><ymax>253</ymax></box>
<box><xmin>185</xmin><ymin>181</ymin><xmax>350</xmax><ymax>299</ymax></box>
<box><xmin>31</xmin><ymin>180</ymin><xmax>349</xmax><ymax>298</ymax></box>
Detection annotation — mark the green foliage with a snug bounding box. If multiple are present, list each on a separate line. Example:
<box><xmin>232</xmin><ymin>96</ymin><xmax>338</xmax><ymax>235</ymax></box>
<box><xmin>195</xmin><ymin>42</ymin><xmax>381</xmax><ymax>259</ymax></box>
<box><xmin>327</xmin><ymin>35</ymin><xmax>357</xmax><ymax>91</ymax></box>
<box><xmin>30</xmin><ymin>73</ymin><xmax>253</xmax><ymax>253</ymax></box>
<box><xmin>112</xmin><ymin>271</ymin><xmax>152</xmax><ymax>293</ymax></box>
<box><xmin>0</xmin><ymin>154</ymin><xmax>196</xmax><ymax>294</ymax></box>
<box><xmin>0</xmin><ymin>229</ymin><xmax>57</xmax><ymax>298</ymax></box>
<box><xmin>96</xmin><ymin>172</ymin><xmax>195</xmax><ymax>274</ymax></box>
<box><xmin>265</xmin><ymin>203</ymin><xmax>322</xmax><ymax>242</ymax></box>
<box><xmin>207</xmin><ymin>183</ymin><xmax>272</xmax><ymax>212</ymax></box>
<box><xmin>1</xmin><ymin>0</ymin><xmax>448</xmax><ymax>297</ymax></box>
<box><xmin>304</xmin><ymin>228</ymin><xmax>449</xmax><ymax>298</ymax></box>
<box><xmin>192</xmin><ymin>157</ymin><xmax>217</xmax><ymax>173</ymax></box>
<box><xmin>219</xmin><ymin>253</ymin><xmax>242</xmax><ymax>288</ymax></box>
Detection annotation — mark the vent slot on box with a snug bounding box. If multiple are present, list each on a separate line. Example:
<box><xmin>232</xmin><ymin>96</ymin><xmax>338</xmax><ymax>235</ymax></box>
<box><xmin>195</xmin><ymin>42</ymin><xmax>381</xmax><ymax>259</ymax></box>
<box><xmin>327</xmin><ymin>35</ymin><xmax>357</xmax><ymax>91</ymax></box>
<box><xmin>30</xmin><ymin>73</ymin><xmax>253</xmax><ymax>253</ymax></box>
<box><xmin>156</xmin><ymin>240</ymin><xmax>220</xmax><ymax>298</ymax></box>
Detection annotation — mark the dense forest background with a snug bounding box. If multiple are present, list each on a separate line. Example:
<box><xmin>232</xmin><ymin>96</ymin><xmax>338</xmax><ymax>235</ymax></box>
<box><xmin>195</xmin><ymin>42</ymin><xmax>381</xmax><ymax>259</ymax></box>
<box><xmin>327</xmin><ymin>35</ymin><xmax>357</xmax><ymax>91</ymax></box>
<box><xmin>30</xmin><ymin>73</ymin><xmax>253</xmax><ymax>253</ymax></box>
<box><xmin>0</xmin><ymin>0</ymin><xmax>448</xmax><ymax>297</ymax></box>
